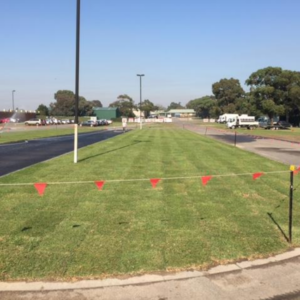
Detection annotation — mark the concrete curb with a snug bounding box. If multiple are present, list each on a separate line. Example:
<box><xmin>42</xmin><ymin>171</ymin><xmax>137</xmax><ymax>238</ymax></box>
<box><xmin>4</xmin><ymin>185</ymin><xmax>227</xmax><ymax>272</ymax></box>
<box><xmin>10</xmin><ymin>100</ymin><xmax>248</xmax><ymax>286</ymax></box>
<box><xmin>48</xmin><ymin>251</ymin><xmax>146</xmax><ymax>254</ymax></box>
<box><xmin>1</xmin><ymin>248</ymin><xmax>299</xmax><ymax>292</ymax></box>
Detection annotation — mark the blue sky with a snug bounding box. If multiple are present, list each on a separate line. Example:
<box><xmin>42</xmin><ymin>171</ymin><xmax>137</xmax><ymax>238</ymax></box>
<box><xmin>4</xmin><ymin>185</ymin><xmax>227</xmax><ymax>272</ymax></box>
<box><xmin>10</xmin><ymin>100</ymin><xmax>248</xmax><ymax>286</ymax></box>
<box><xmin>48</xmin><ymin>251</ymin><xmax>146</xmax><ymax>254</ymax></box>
<box><xmin>1</xmin><ymin>0</ymin><xmax>300</xmax><ymax>110</ymax></box>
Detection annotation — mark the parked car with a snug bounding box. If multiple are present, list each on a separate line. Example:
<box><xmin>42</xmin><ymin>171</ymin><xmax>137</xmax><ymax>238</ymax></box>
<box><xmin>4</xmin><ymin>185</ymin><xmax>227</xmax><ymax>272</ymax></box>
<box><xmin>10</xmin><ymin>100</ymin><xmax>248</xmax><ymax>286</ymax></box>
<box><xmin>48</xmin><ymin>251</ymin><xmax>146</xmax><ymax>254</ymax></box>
<box><xmin>97</xmin><ymin>119</ymin><xmax>109</xmax><ymax>126</ymax></box>
<box><xmin>275</xmin><ymin>121</ymin><xmax>292</xmax><ymax>129</ymax></box>
<box><xmin>80</xmin><ymin>120</ymin><xmax>97</xmax><ymax>127</ymax></box>
<box><xmin>61</xmin><ymin>119</ymin><xmax>70</xmax><ymax>124</ymax></box>
<box><xmin>24</xmin><ymin>118</ymin><xmax>45</xmax><ymax>126</ymax></box>
<box><xmin>0</xmin><ymin>118</ymin><xmax>10</xmax><ymax>123</ymax></box>
<box><xmin>263</xmin><ymin>120</ymin><xmax>292</xmax><ymax>130</ymax></box>
<box><xmin>45</xmin><ymin>119</ymin><xmax>53</xmax><ymax>125</ymax></box>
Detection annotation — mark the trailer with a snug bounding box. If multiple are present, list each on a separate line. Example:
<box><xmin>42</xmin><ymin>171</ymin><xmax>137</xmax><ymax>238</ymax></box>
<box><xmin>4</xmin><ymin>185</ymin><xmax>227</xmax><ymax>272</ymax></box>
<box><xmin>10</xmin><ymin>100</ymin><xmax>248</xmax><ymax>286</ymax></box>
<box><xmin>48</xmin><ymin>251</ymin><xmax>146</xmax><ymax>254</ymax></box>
<box><xmin>227</xmin><ymin>115</ymin><xmax>259</xmax><ymax>129</ymax></box>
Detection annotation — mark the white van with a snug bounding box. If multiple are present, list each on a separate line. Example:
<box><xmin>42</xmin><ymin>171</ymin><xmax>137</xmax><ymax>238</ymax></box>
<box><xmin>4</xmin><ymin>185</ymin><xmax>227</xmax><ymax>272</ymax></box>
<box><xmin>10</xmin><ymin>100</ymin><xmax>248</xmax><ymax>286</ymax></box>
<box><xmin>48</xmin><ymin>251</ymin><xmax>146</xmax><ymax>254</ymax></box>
<box><xmin>227</xmin><ymin>115</ymin><xmax>259</xmax><ymax>129</ymax></box>
<box><xmin>217</xmin><ymin>114</ymin><xmax>238</xmax><ymax>123</ymax></box>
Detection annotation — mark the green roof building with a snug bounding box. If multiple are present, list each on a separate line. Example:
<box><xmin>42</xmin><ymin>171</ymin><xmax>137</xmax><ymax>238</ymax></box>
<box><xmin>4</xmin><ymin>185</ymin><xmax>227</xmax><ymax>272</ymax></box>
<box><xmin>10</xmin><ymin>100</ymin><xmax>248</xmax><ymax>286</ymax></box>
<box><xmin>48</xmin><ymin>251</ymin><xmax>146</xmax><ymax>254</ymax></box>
<box><xmin>93</xmin><ymin>107</ymin><xmax>121</xmax><ymax>120</ymax></box>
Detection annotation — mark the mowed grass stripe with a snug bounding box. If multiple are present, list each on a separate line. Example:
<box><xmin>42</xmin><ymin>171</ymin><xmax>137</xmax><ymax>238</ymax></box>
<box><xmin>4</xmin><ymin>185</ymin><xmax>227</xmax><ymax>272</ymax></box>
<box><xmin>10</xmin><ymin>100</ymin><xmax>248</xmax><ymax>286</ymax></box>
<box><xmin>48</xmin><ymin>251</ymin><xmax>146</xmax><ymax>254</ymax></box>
<box><xmin>0</xmin><ymin>126</ymin><xmax>299</xmax><ymax>280</ymax></box>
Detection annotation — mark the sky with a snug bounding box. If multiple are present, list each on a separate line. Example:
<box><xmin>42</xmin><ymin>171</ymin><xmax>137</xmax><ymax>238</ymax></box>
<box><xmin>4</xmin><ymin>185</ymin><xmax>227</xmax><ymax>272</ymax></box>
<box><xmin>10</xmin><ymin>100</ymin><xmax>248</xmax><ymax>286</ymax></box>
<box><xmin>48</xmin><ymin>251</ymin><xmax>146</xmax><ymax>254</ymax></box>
<box><xmin>1</xmin><ymin>0</ymin><xmax>300</xmax><ymax>110</ymax></box>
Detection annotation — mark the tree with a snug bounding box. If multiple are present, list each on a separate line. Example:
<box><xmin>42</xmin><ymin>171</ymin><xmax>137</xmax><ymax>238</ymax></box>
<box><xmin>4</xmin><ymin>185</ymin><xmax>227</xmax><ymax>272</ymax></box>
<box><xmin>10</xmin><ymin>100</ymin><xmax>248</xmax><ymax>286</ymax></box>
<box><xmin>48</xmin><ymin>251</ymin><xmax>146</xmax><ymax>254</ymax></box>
<box><xmin>36</xmin><ymin>104</ymin><xmax>49</xmax><ymax>116</ymax></box>
<box><xmin>246</xmin><ymin>67</ymin><xmax>285</xmax><ymax>124</ymax></box>
<box><xmin>109</xmin><ymin>94</ymin><xmax>136</xmax><ymax>117</ymax></box>
<box><xmin>186</xmin><ymin>96</ymin><xmax>216</xmax><ymax>118</ymax></box>
<box><xmin>155</xmin><ymin>104</ymin><xmax>167</xmax><ymax>111</ymax></box>
<box><xmin>50</xmin><ymin>90</ymin><xmax>75</xmax><ymax>116</ymax></box>
<box><xmin>50</xmin><ymin>90</ymin><xmax>95</xmax><ymax>116</ymax></box>
<box><xmin>140</xmin><ymin>99</ymin><xmax>157</xmax><ymax>118</ymax></box>
<box><xmin>90</xmin><ymin>100</ymin><xmax>102</xmax><ymax>108</ymax></box>
<box><xmin>167</xmin><ymin>102</ymin><xmax>185</xmax><ymax>110</ymax></box>
<box><xmin>212</xmin><ymin>78</ymin><xmax>245</xmax><ymax>111</ymax></box>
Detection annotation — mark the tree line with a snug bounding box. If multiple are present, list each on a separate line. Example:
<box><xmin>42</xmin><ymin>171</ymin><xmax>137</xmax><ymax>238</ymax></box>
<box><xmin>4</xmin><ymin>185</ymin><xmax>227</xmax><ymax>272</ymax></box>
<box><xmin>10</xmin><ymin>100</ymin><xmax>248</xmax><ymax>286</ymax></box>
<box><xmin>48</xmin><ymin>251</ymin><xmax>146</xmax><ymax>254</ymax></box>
<box><xmin>186</xmin><ymin>66</ymin><xmax>300</xmax><ymax>125</ymax></box>
<box><xmin>37</xmin><ymin>90</ymin><xmax>103</xmax><ymax>117</ymax></box>
<box><xmin>37</xmin><ymin>91</ymin><xmax>162</xmax><ymax>118</ymax></box>
<box><xmin>37</xmin><ymin>66</ymin><xmax>300</xmax><ymax>124</ymax></box>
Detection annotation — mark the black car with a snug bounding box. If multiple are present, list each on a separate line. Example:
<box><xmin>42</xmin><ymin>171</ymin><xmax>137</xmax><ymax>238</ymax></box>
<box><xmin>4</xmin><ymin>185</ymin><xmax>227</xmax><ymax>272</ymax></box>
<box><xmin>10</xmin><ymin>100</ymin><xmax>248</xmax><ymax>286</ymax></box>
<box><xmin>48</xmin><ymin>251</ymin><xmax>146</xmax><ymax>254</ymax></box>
<box><xmin>275</xmin><ymin>121</ymin><xmax>291</xmax><ymax>129</ymax></box>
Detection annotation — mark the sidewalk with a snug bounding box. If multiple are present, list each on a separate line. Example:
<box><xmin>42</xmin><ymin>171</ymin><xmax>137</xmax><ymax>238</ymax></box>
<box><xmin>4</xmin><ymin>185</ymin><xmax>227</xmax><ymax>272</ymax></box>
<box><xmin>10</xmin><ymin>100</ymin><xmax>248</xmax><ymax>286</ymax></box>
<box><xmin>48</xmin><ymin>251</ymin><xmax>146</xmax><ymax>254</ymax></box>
<box><xmin>1</xmin><ymin>249</ymin><xmax>300</xmax><ymax>300</ymax></box>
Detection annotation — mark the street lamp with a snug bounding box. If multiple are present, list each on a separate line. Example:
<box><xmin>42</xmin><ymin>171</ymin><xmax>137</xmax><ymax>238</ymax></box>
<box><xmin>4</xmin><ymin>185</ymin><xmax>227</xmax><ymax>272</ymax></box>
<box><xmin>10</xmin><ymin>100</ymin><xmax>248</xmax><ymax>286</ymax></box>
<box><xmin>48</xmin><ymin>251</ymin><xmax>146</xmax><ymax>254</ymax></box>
<box><xmin>12</xmin><ymin>90</ymin><xmax>16</xmax><ymax>111</ymax></box>
<box><xmin>137</xmin><ymin>74</ymin><xmax>145</xmax><ymax>129</ymax></box>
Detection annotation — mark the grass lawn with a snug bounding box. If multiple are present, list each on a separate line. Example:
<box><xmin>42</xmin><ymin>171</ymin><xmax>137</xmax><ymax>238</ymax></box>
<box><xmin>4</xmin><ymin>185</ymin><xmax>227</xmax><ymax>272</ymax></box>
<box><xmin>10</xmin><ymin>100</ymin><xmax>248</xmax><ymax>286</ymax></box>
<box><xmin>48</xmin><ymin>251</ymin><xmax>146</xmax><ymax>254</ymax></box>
<box><xmin>198</xmin><ymin>122</ymin><xmax>300</xmax><ymax>142</ymax></box>
<box><xmin>0</xmin><ymin>126</ymin><xmax>299</xmax><ymax>280</ymax></box>
<box><xmin>0</xmin><ymin>124</ymin><xmax>123</xmax><ymax>144</ymax></box>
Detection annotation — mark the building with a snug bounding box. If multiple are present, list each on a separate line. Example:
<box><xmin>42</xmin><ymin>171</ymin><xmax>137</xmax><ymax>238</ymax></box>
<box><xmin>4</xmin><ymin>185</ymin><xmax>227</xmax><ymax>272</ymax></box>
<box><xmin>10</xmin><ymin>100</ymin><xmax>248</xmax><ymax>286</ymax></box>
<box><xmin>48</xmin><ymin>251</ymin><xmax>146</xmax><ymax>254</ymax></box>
<box><xmin>132</xmin><ymin>109</ymin><xmax>145</xmax><ymax>118</ymax></box>
<box><xmin>93</xmin><ymin>107</ymin><xmax>121</xmax><ymax>120</ymax></box>
<box><xmin>149</xmin><ymin>110</ymin><xmax>166</xmax><ymax>117</ymax></box>
<box><xmin>167</xmin><ymin>109</ymin><xmax>196</xmax><ymax>117</ymax></box>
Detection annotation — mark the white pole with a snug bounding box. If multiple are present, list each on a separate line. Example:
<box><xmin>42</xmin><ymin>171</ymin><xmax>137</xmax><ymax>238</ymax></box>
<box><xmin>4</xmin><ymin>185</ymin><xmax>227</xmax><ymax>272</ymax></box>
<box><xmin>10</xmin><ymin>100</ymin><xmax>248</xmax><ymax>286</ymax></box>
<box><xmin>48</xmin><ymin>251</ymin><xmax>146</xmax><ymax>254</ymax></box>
<box><xmin>74</xmin><ymin>124</ymin><xmax>78</xmax><ymax>163</ymax></box>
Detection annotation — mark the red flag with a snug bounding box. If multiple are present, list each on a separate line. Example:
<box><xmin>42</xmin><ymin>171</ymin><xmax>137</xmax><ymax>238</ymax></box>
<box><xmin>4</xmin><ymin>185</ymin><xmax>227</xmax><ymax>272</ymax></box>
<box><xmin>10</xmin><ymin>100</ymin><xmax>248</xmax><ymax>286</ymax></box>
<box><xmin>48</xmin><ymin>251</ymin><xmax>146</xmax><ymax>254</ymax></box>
<box><xmin>150</xmin><ymin>178</ymin><xmax>161</xmax><ymax>188</ymax></box>
<box><xmin>294</xmin><ymin>167</ymin><xmax>300</xmax><ymax>175</ymax></box>
<box><xmin>95</xmin><ymin>181</ymin><xmax>105</xmax><ymax>190</ymax></box>
<box><xmin>253</xmin><ymin>172</ymin><xmax>264</xmax><ymax>180</ymax></box>
<box><xmin>34</xmin><ymin>183</ymin><xmax>47</xmax><ymax>196</ymax></box>
<box><xmin>201</xmin><ymin>176</ymin><xmax>212</xmax><ymax>186</ymax></box>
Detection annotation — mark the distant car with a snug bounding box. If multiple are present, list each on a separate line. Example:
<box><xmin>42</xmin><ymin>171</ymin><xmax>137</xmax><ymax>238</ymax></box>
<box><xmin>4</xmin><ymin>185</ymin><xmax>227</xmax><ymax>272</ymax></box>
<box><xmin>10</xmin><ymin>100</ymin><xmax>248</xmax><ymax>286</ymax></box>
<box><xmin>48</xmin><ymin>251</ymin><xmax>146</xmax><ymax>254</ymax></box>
<box><xmin>0</xmin><ymin>118</ymin><xmax>10</xmax><ymax>123</ymax></box>
<box><xmin>96</xmin><ymin>120</ymin><xmax>104</xmax><ymax>126</ymax></box>
<box><xmin>61</xmin><ymin>119</ymin><xmax>70</xmax><ymax>124</ymax></box>
<box><xmin>276</xmin><ymin>121</ymin><xmax>291</xmax><ymax>129</ymax></box>
<box><xmin>10</xmin><ymin>118</ymin><xmax>19</xmax><ymax>123</ymax></box>
<box><xmin>263</xmin><ymin>120</ymin><xmax>292</xmax><ymax>130</ymax></box>
<box><xmin>80</xmin><ymin>120</ymin><xmax>97</xmax><ymax>127</ymax></box>
<box><xmin>24</xmin><ymin>118</ymin><xmax>45</xmax><ymax>126</ymax></box>
<box><xmin>45</xmin><ymin>119</ymin><xmax>53</xmax><ymax>125</ymax></box>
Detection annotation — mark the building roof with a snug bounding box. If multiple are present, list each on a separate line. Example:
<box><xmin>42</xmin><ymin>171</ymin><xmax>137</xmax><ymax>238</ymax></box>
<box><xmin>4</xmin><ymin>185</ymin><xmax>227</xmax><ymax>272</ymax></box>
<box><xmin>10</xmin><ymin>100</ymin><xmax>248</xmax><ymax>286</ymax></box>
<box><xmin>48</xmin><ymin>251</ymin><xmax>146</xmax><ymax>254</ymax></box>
<box><xmin>150</xmin><ymin>110</ymin><xmax>166</xmax><ymax>114</ymax></box>
<box><xmin>167</xmin><ymin>109</ymin><xmax>195</xmax><ymax>113</ymax></box>
<box><xmin>93</xmin><ymin>107</ymin><xmax>118</xmax><ymax>111</ymax></box>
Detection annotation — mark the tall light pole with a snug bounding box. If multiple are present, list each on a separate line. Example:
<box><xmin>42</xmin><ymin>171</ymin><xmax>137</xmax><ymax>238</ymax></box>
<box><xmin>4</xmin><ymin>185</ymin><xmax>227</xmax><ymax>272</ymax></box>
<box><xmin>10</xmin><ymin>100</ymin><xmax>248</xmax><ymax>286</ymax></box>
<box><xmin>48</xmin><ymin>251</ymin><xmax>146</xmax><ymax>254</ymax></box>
<box><xmin>74</xmin><ymin>0</ymin><xmax>80</xmax><ymax>163</ymax></box>
<box><xmin>137</xmin><ymin>74</ymin><xmax>144</xmax><ymax>129</ymax></box>
<box><xmin>12</xmin><ymin>90</ymin><xmax>16</xmax><ymax>111</ymax></box>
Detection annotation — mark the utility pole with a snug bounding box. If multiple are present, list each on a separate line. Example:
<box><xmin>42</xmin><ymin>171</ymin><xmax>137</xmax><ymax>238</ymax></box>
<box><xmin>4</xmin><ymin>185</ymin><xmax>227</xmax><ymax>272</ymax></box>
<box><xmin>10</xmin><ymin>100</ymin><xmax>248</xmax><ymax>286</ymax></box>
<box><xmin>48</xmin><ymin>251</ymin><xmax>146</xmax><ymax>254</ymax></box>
<box><xmin>137</xmin><ymin>74</ymin><xmax>144</xmax><ymax>129</ymax></box>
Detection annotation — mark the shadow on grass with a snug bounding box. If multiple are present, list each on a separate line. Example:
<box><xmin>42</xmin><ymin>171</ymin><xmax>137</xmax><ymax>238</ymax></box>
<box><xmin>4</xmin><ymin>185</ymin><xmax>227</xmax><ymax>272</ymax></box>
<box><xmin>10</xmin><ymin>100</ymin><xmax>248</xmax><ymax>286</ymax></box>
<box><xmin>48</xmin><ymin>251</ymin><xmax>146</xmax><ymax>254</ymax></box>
<box><xmin>79</xmin><ymin>141</ymin><xmax>144</xmax><ymax>162</ymax></box>
<box><xmin>267</xmin><ymin>212</ymin><xmax>289</xmax><ymax>242</ymax></box>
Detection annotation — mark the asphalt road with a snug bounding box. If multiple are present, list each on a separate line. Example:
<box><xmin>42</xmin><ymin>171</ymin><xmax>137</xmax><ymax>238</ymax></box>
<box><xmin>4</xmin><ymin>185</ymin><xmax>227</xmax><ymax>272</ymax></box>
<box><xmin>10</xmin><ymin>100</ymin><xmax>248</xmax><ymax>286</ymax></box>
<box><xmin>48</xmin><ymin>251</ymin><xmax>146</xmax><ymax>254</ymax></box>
<box><xmin>184</xmin><ymin>124</ymin><xmax>300</xmax><ymax>166</ymax></box>
<box><xmin>0</xmin><ymin>129</ymin><xmax>124</xmax><ymax>177</ymax></box>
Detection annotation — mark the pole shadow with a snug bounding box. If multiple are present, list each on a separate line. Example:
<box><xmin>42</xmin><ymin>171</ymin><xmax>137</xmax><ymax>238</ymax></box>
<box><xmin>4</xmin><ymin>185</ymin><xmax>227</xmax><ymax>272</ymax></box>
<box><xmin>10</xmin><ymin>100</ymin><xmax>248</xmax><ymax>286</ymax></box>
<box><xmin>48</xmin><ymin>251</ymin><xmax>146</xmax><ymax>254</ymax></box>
<box><xmin>78</xmin><ymin>141</ymin><xmax>144</xmax><ymax>162</ymax></box>
<box><xmin>267</xmin><ymin>212</ymin><xmax>289</xmax><ymax>242</ymax></box>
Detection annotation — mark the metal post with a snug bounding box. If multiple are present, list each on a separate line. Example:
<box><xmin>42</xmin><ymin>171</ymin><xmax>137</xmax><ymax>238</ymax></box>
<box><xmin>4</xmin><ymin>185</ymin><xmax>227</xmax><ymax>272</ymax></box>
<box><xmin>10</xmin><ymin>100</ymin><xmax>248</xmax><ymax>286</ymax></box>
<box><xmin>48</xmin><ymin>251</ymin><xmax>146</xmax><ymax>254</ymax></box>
<box><xmin>137</xmin><ymin>74</ymin><xmax>144</xmax><ymax>129</ymax></box>
<box><xmin>74</xmin><ymin>0</ymin><xmax>80</xmax><ymax>163</ymax></box>
<box><xmin>234</xmin><ymin>131</ymin><xmax>237</xmax><ymax>147</ymax></box>
<box><xmin>12</xmin><ymin>90</ymin><xmax>16</xmax><ymax>111</ymax></box>
<box><xmin>289</xmin><ymin>165</ymin><xmax>294</xmax><ymax>243</ymax></box>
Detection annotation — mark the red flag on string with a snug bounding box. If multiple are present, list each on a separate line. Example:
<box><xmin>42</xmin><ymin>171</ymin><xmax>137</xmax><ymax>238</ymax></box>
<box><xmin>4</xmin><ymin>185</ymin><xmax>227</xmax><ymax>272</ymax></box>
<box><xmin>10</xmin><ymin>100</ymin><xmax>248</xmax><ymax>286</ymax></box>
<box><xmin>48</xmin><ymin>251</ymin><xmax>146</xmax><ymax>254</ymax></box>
<box><xmin>253</xmin><ymin>172</ymin><xmax>264</xmax><ymax>180</ymax></box>
<box><xmin>95</xmin><ymin>181</ymin><xmax>105</xmax><ymax>190</ymax></box>
<box><xmin>294</xmin><ymin>167</ymin><xmax>300</xmax><ymax>175</ymax></box>
<box><xmin>150</xmin><ymin>178</ymin><xmax>161</xmax><ymax>188</ymax></box>
<box><xmin>34</xmin><ymin>183</ymin><xmax>47</xmax><ymax>196</ymax></box>
<box><xmin>201</xmin><ymin>176</ymin><xmax>212</xmax><ymax>186</ymax></box>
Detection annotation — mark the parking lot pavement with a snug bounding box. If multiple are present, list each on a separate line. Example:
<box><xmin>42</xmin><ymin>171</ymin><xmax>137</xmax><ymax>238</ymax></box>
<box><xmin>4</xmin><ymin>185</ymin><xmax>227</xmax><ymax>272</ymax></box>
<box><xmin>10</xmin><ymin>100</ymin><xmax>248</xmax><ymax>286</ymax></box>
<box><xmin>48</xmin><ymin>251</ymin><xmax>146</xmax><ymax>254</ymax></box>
<box><xmin>184</xmin><ymin>125</ymin><xmax>300</xmax><ymax>166</ymax></box>
<box><xmin>0</xmin><ymin>129</ymin><xmax>124</xmax><ymax>177</ymax></box>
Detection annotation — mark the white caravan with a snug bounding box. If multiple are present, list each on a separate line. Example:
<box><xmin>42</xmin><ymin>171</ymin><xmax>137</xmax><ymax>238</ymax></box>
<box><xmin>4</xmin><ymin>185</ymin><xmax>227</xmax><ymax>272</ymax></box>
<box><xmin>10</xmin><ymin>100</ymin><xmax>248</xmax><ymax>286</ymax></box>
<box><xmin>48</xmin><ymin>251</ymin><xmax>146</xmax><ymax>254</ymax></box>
<box><xmin>227</xmin><ymin>115</ymin><xmax>259</xmax><ymax>129</ymax></box>
<box><xmin>217</xmin><ymin>114</ymin><xmax>238</xmax><ymax>123</ymax></box>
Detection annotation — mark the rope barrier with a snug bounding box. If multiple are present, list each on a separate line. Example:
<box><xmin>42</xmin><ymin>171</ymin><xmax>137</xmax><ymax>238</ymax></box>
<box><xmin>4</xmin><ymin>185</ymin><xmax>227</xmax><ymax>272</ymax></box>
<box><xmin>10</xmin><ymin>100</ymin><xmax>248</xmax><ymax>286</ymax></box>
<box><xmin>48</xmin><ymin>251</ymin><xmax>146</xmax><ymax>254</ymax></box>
<box><xmin>0</xmin><ymin>170</ymin><xmax>291</xmax><ymax>187</ymax></box>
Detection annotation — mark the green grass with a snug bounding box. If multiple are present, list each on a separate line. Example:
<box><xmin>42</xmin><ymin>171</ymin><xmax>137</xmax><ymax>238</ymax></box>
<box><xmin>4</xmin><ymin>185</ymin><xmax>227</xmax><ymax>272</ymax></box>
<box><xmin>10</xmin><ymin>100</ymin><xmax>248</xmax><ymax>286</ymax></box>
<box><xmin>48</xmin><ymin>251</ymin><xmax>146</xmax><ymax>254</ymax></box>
<box><xmin>0</xmin><ymin>126</ymin><xmax>299</xmax><ymax>280</ymax></box>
